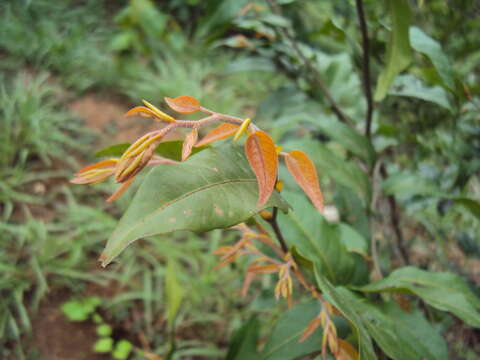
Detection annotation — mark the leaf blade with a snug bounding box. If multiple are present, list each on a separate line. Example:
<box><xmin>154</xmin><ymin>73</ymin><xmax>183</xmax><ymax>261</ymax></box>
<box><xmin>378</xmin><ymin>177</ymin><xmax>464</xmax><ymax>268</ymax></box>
<box><xmin>245</xmin><ymin>131</ymin><xmax>278</xmax><ymax>208</ymax></box>
<box><xmin>285</xmin><ymin>150</ymin><xmax>324</xmax><ymax>212</ymax></box>
<box><xmin>181</xmin><ymin>129</ymin><xmax>198</xmax><ymax>161</ymax></box>
<box><xmin>374</xmin><ymin>0</ymin><xmax>412</xmax><ymax>101</ymax></box>
<box><xmin>165</xmin><ymin>96</ymin><xmax>201</xmax><ymax>114</ymax></box>
<box><xmin>100</xmin><ymin>144</ymin><xmax>288</xmax><ymax>266</ymax></box>
<box><xmin>195</xmin><ymin>123</ymin><xmax>240</xmax><ymax>147</ymax></box>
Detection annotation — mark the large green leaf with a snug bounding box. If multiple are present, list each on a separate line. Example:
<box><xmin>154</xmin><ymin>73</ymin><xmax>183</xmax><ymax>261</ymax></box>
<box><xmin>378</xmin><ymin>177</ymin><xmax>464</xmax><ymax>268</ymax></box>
<box><xmin>278</xmin><ymin>191</ymin><xmax>368</xmax><ymax>285</ymax></box>
<box><xmin>285</xmin><ymin>139</ymin><xmax>371</xmax><ymax>205</ymax></box>
<box><xmin>389</xmin><ymin>74</ymin><xmax>453</xmax><ymax>112</ymax></box>
<box><xmin>374</xmin><ymin>0</ymin><xmax>412</xmax><ymax>101</ymax></box>
<box><xmin>226</xmin><ymin>317</ymin><xmax>260</xmax><ymax>360</ymax></box>
<box><xmin>357</xmin><ymin>266</ymin><xmax>480</xmax><ymax>327</ymax></box>
<box><xmin>380</xmin><ymin>302</ymin><xmax>449</xmax><ymax>360</ymax></box>
<box><xmin>259</xmin><ymin>300</ymin><xmax>323</xmax><ymax>360</ymax></box>
<box><xmin>100</xmin><ymin>144</ymin><xmax>288</xmax><ymax>266</ymax></box>
<box><xmin>332</xmin><ymin>288</ymin><xmax>448</xmax><ymax>360</ymax></box>
<box><xmin>315</xmin><ymin>270</ymin><xmax>448</xmax><ymax>360</ymax></box>
<box><xmin>314</xmin><ymin>270</ymin><xmax>377</xmax><ymax>360</ymax></box>
<box><xmin>409</xmin><ymin>26</ymin><xmax>455</xmax><ymax>91</ymax></box>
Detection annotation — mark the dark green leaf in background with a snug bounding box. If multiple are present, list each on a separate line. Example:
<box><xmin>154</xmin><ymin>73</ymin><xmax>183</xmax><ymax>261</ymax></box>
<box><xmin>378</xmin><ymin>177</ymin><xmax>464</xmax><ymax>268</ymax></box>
<box><xmin>389</xmin><ymin>74</ymin><xmax>453</xmax><ymax>112</ymax></box>
<box><xmin>226</xmin><ymin>317</ymin><xmax>260</xmax><ymax>360</ymax></box>
<box><xmin>357</xmin><ymin>266</ymin><xmax>480</xmax><ymax>327</ymax></box>
<box><xmin>259</xmin><ymin>300</ymin><xmax>323</xmax><ymax>360</ymax></box>
<box><xmin>315</xmin><ymin>269</ymin><xmax>377</xmax><ymax>360</ymax></box>
<box><xmin>409</xmin><ymin>26</ymin><xmax>456</xmax><ymax>92</ymax></box>
<box><xmin>374</xmin><ymin>0</ymin><xmax>412</xmax><ymax>101</ymax></box>
<box><xmin>278</xmin><ymin>191</ymin><xmax>368</xmax><ymax>285</ymax></box>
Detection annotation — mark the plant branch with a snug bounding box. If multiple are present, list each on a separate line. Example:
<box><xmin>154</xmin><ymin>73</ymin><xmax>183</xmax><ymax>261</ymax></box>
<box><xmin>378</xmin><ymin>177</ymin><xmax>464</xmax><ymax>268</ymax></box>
<box><xmin>265</xmin><ymin>0</ymin><xmax>354</xmax><ymax>127</ymax></box>
<box><xmin>355</xmin><ymin>0</ymin><xmax>374</xmax><ymax>139</ymax></box>
<box><xmin>380</xmin><ymin>164</ymin><xmax>410</xmax><ymax>265</ymax></box>
<box><xmin>265</xmin><ymin>207</ymin><xmax>288</xmax><ymax>253</ymax></box>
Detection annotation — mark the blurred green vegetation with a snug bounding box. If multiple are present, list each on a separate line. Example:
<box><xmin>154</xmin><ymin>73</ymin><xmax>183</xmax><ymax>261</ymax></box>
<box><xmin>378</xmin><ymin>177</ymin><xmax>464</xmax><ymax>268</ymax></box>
<box><xmin>0</xmin><ymin>0</ymin><xmax>479</xmax><ymax>359</ymax></box>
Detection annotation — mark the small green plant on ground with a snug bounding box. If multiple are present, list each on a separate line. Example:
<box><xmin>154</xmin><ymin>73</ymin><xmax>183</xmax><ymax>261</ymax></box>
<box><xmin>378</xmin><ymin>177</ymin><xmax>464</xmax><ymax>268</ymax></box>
<box><xmin>61</xmin><ymin>296</ymin><xmax>134</xmax><ymax>359</ymax></box>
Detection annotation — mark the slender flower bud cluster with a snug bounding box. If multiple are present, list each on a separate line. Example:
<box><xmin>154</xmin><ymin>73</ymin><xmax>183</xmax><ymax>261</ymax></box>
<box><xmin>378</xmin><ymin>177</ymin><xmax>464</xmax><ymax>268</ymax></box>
<box><xmin>70</xmin><ymin>158</ymin><xmax>118</xmax><ymax>185</ymax></box>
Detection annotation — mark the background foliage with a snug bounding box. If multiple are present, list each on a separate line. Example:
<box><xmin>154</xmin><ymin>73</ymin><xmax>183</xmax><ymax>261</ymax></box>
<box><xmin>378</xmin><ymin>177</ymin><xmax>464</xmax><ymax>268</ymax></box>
<box><xmin>0</xmin><ymin>0</ymin><xmax>479</xmax><ymax>359</ymax></box>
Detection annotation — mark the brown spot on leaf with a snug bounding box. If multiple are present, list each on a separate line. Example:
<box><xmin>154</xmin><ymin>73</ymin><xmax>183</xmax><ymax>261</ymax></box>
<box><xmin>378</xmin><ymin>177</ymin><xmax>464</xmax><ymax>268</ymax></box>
<box><xmin>214</xmin><ymin>205</ymin><xmax>224</xmax><ymax>216</ymax></box>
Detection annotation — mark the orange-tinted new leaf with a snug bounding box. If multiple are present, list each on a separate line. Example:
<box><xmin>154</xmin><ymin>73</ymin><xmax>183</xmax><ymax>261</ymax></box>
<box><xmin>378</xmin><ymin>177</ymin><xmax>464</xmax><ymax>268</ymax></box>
<box><xmin>336</xmin><ymin>339</ymin><xmax>359</xmax><ymax>360</ymax></box>
<box><xmin>164</xmin><ymin>96</ymin><xmax>201</xmax><ymax>114</ymax></box>
<box><xmin>106</xmin><ymin>177</ymin><xmax>134</xmax><ymax>203</ymax></box>
<box><xmin>182</xmin><ymin>129</ymin><xmax>198</xmax><ymax>161</ymax></box>
<box><xmin>285</xmin><ymin>150</ymin><xmax>324</xmax><ymax>212</ymax></box>
<box><xmin>245</xmin><ymin>131</ymin><xmax>278</xmax><ymax>208</ymax></box>
<box><xmin>247</xmin><ymin>264</ymin><xmax>280</xmax><ymax>274</ymax></box>
<box><xmin>195</xmin><ymin>123</ymin><xmax>239</xmax><ymax>147</ymax></box>
<box><xmin>124</xmin><ymin>106</ymin><xmax>157</xmax><ymax>119</ymax></box>
<box><xmin>299</xmin><ymin>316</ymin><xmax>322</xmax><ymax>342</ymax></box>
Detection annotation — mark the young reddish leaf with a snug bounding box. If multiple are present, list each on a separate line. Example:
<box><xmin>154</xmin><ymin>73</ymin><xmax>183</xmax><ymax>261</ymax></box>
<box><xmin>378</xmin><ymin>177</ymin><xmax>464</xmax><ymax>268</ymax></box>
<box><xmin>195</xmin><ymin>123</ymin><xmax>239</xmax><ymax>147</ymax></box>
<box><xmin>142</xmin><ymin>100</ymin><xmax>176</xmax><ymax>122</ymax></box>
<box><xmin>106</xmin><ymin>178</ymin><xmax>134</xmax><ymax>203</ymax></box>
<box><xmin>124</xmin><ymin>106</ymin><xmax>158</xmax><ymax>119</ymax></box>
<box><xmin>336</xmin><ymin>339</ymin><xmax>359</xmax><ymax>360</ymax></box>
<box><xmin>245</xmin><ymin>131</ymin><xmax>278</xmax><ymax>208</ymax></box>
<box><xmin>181</xmin><ymin>129</ymin><xmax>198</xmax><ymax>161</ymax></box>
<box><xmin>164</xmin><ymin>96</ymin><xmax>201</xmax><ymax>114</ymax></box>
<box><xmin>299</xmin><ymin>316</ymin><xmax>322</xmax><ymax>343</ymax></box>
<box><xmin>247</xmin><ymin>264</ymin><xmax>280</xmax><ymax>274</ymax></box>
<box><xmin>285</xmin><ymin>150</ymin><xmax>324</xmax><ymax>212</ymax></box>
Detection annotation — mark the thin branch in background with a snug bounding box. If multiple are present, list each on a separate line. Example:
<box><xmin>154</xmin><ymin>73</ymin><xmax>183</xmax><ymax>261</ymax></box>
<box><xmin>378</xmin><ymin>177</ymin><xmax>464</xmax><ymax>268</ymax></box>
<box><xmin>355</xmin><ymin>0</ymin><xmax>374</xmax><ymax>138</ymax></box>
<box><xmin>266</xmin><ymin>207</ymin><xmax>288</xmax><ymax>253</ymax></box>
<box><xmin>380</xmin><ymin>164</ymin><xmax>410</xmax><ymax>266</ymax></box>
<box><xmin>265</xmin><ymin>0</ymin><xmax>354</xmax><ymax>127</ymax></box>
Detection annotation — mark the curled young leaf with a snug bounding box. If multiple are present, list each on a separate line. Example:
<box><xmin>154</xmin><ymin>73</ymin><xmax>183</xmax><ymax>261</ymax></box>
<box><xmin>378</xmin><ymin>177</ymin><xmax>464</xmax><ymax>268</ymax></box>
<box><xmin>181</xmin><ymin>129</ymin><xmax>198</xmax><ymax>161</ymax></box>
<box><xmin>142</xmin><ymin>100</ymin><xmax>176</xmax><ymax>122</ymax></box>
<box><xmin>233</xmin><ymin>117</ymin><xmax>251</xmax><ymax>141</ymax></box>
<box><xmin>195</xmin><ymin>123</ymin><xmax>239</xmax><ymax>147</ymax></box>
<box><xmin>124</xmin><ymin>106</ymin><xmax>159</xmax><ymax>120</ymax></box>
<box><xmin>245</xmin><ymin>131</ymin><xmax>278</xmax><ymax>208</ymax></box>
<box><xmin>285</xmin><ymin>150</ymin><xmax>324</xmax><ymax>212</ymax></box>
<box><xmin>164</xmin><ymin>95</ymin><xmax>201</xmax><ymax>114</ymax></box>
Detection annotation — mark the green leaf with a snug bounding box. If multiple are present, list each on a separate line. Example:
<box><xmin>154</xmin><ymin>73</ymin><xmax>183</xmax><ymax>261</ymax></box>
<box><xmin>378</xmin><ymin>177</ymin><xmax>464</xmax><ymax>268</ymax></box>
<box><xmin>278</xmin><ymin>191</ymin><xmax>368</xmax><ymax>285</ymax></box>
<box><xmin>324</xmin><ymin>286</ymin><xmax>448</xmax><ymax>360</ymax></box>
<box><xmin>374</xmin><ymin>0</ymin><xmax>412</xmax><ymax>101</ymax></box>
<box><xmin>95</xmin><ymin>143</ymin><xmax>130</xmax><ymax>158</ymax></box>
<box><xmin>380</xmin><ymin>302</ymin><xmax>449</xmax><ymax>360</ymax></box>
<box><xmin>382</xmin><ymin>172</ymin><xmax>439</xmax><ymax>198</ymax></box>
<box><xmin>93</xmin><ymin>337</ymin><xmax>113</xmax><ymax>353</ymax></box>
<box><xmin>96</xmin><ymin>324</ymin><xmax>112</xmax><ymax>337</ymax></box>
<box><xmin>388</xmin><ymin>74</ymin><xmax>453</xmax><ymax>112</ymax></box>
<box><xmin>357</xmin><ymin>266</ymin><xmax>480</xmax><ymax>327</ymax></box>
<box><xmin>314</xmin><ymin>269</ymin><xmax>377</xmax><ymax>360</ymax></box>
<box><xmin>338</xmin><ymin>223</ymin><xmax>368</xmax><ymax>257</ymax></box>
<box><xmin>259</xmin><ymin>300</ymin><xmax>322</xmax><ymax>360</ymax></box>
<box><xmin>101</xmin><ymin>144</ymin><xmax>289</xmax><ymax>266</ymax></box>
<box><xmin>315</xmin><ymin>119</ymin><xmax>376</xmax><ymax>166</ymax></box>
<box><xmin>285</xmin><ymin>139</ymin><xmax>371</xmax><ymax>205</ymax></box>
<box><xmin>95</xmin><ymin>140</ymin><xmax>207</xmax><ymax>160</ymax></box>
<box><xmin>165</xmin><ymin>260</ymin><xmax>184</xmax><ymax>329</ymax></box>
<box><xmin>409</xmin><ymin>26</ymin><xmax>455</xmax><ymax>91</ymax></box>
<box><xmin>61</xmin><ymin>297</ymin><xmax>101</xmax><ymax>322</ymax></box>
<box><xmin>454</xmin><ymin>197</ymin><xmax>480</xmax><ymax>220</ymax></box>
<box><xmin>226</xmin><ymin>317</ymin><xmax>260</xmax><ymax>360</ymax></box>
<box><xmin>113</xmin><ymin>340</ymin><xmax>133</xmax><ymax>360</ymax></box>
